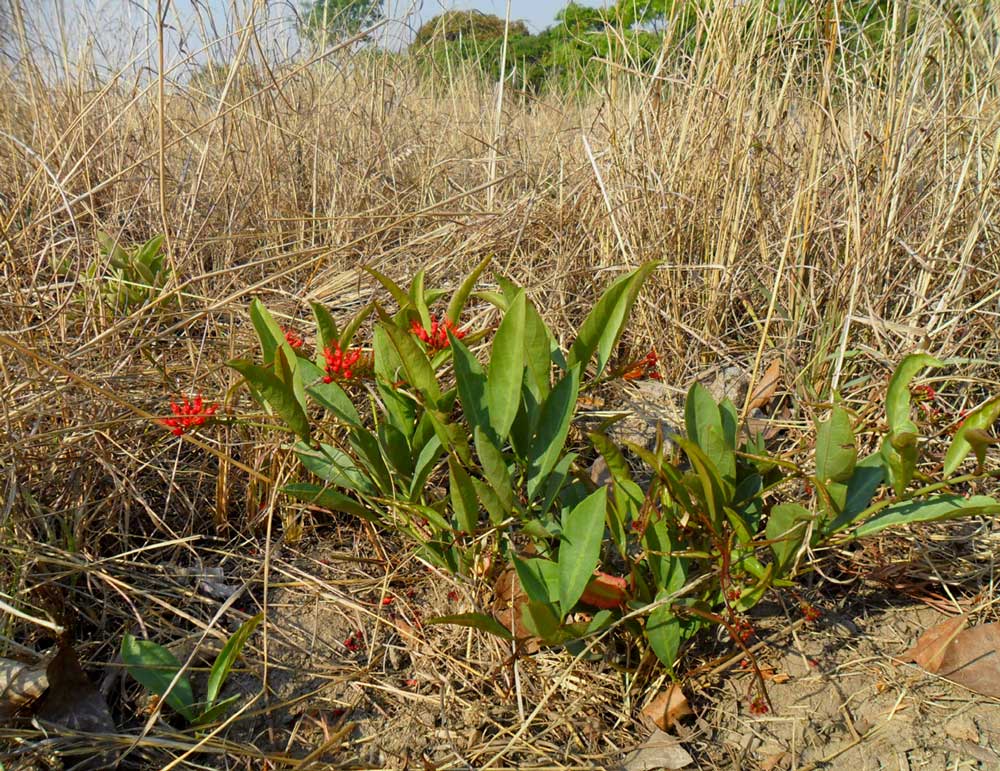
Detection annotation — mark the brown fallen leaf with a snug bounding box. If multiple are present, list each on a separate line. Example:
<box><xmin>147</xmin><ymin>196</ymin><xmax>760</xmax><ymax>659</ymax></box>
<box><xmin>622</xmin><ymin>728</ymin><xmax>693</xmax><ymax>771</ymax></box>
<box><xmin>640</xmin><ymin>683</ymin><xmax>692</xmax><ymax>731</ymax></box>
<box><xmin>0</xmin><ymin>655</ymin><xmax>50</xmax><ymax>721</ymax></box>
<box><xmin>936</xmin><ymin>623</ymin><xmax>1000</xmax><ymax>698</ymax></box>
<box><xmin>490</xmin><ymin>565</ymin><xmax>539</xmax><ymax>653</ymax></box>
<box><xmin>898</xmin><ymin>614</ymin><xmax>968</xmax><ymax>672</ymax></box>
<box><xmin>760</xmin><ymin>751</ymin><xmax>792</xmax><ymax>771</ymax></box>
<box><xmin>747</xmin><ymin>359</ymin><xmax>782</xmax><ymax>413</ymax></box>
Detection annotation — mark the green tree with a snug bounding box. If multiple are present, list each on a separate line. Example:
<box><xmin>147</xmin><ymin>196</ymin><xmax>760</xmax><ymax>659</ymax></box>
<box><xmin>301</xmin><ymin>0</ymin><xmax>384</xmax><ymax>44</ymax></box>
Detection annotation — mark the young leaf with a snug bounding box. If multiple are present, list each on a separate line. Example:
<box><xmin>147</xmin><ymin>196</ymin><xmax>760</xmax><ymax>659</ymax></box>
<box><xmin>522</xmin><ymin>299</ymin><xmax>555</xmax><ymax>400</ymax></box>
<box><xmin>448</xmin><ymin>457</ymin><xmax>480</xmax><ymax>534</ymax></box>
<box><xmin>305</xmin><ymin>377</ymin><xmax>361</xmax><ymax>427</ymax></box>
<box><xmin>766</xmin><ymin>503</ymin><xmax>812</xmax><ymax>576</ymax></box>
<box><xmin>296</xmin><ymin>441</ymin><xmax>375</xmax><ymax>494</ymax></box>
<box><xmin>249</xmin><ymin>299</ymin><xmax>286</xmax><ymax>366</ymax></box>
<box><xmin>824</xmin><ymin>453</ymin><xmax>884</xmax><ymax>533</ymax></box>
<box><xmin>228</xmin><ymin>359</ymin><xmax>311</xmax><ymax>441</ymax></box>
<box><xmin>526</xmin><ymin>364</ymin><xmax>581</xmax><ymax>500</ymax></box>
<box><xmin>851</xmin><ymin>494</ymin><xmax>1000</xmax><ymax>539</ymax></box>
<box><xmin>815</xmin><ymin>405</ymin><xmax>857</xmax><ymax>484</ymax></box>
<box><xmin>944</xmin><ymin>395</ymin><xmax>1000</xmax><ymax>476</ymax></box>
<box><xmin>121</xmin><ymin>635</ymin><xmax>196</xmax><ymax>722</ymax></box>
<box><xmin>567</xmin><ymin>260</ymin><xmax>659</xmax><ymax>378</ymax></box>
<box><xmin>881</xmin><ymin>430</ymin><xmax>917</xmax><ymax>497</ymax></box>
<box><xmin>486</xmin><ymin>291</ymin><xmax>526</xmax><ymax>440</ymax></box>
<box><xmin>275</xmin><ymin>343</ymin><xmax>307</xmax><ymax>416</ymax></box>
<box><xmin>205</xmin><ymin>613</ymin><xmax>263</xmax><ymax>708</ymax></box>
<box><xmin>473</xmin><ymin>427</ymin><xmax>514</xmax><ymax>513</ymax></box>
<box><xmin>338</xmin><ymin>301</ymin><xmax>375</xmax><ymax>348</ymax></box>
<box><xmin>684</xmin><ymin>383</ymin><xmax>735</xmax><ymax>486</ymax></box>
<box><xmin>426</xmin><ymin>613</ymin><xmax>513</xmax><ymax>641</ymax></box>
<box><xmin>283</xmin><ymin>482</ymin><xmax>379</xmax><ymax>521</ymax></box>
<box><xmin>376</xmin><ymin>315</ymin><xmax>441</xmax><ymax>405</ymax></box>
<box><xmin>409</xmin><ymin>268</ymin><xmax>431</xmax><ymax>330</ymax></box>
<box><xmin>446</xmin><ymin>254</ymin><xmax>492</xmax><ymax>324</ymax></box>
<box><xmin>513</xmin><ymin>556</ymin><xmax>560</xmax><ymax>603</ymax></box>
<box><xmin>310</xmin><ymin>301</ymin><xmax>339</xmax><ymax>366</ymax></box>
<box><xmin>885</xmin><ymin>353</ymin><xmax>945</xmax><ymax>436</ymax></box>
<box><xmin>365</xmin><ymin>266</ymin><xmax>412</xmax><ymax>310</ymax></box>
<box><xmin>646</xmin><ymin>601</ymin><xmax>681</xmax><ymax>671</ymax></box>
<box><xmin>558</xmin><ymin>487</ymin><xmax>608</xmax><ymax>618</ymax></box>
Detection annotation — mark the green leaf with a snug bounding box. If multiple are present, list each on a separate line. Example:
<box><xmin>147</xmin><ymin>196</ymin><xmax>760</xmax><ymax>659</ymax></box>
<box><xmin>450</xmin><ymin>333</ymin><xmax>489</xmax><ymax>436</ymax></box>
<box><xmin>338</xmin><ymin>301</ymin><xmax>374</xmax><ymax>348</ymax></box>
<box><xmin>448</xmin><ymin>458</ymin><xmax>480</xmax><ymax>534</ymax></box>
<box><xmin>376</xmin><ymin>315</ymin><xmax>441</xmax><ymax>405</ymax></box>
<box><xmin>521</xmin><ymin>600</ymin><xmax>565</xmax><ymax>643</ymax></box>
<box><xmin>205</xmin><ymin>613</ymin><xmax>262</xmax><ymax>708</ymax></box>
<box><xmin>885</xmin><ymin>353</ymin><xmax>945</xmax><ymax>436</ymax></box>
<box><xmin>192</xmin><ymin>695</ymin><xmax>240</xmax><ymax>726</ymax></box>
<box><xmin>646</xmin><ymin>601</ymin><xmax>681</xmax><ymax>671</ymax></box>
<box><xmin>228</xmin><ymin>359</ymin><xmax>311</xmax><ymax>441</ymax></box>
<box><xmin>815</xmin><ymin>405</ymin><xmax>857</xmax><ymax>484</ymax></box>
<box><xmin>674</xmin><ymin>436</ymin><xmax>728</xmax><ymax>531</ymax></box>
<box><xmin>881</xmin><ymin>430</ymin><xmax>917</xmax><ymax>496</ymax></box>
<box><xmin>310</xmin><ymin>301</ymin><xmax>339</xmax><ymax>366</ymax></box>
<box><xmin>474</xmin><ymin>427</ymin><xmax>514</xmax><ymax>513</ymax></box>
<box><xmin>275</xmin><ymin>343</ymin><xmax>308</xmax><ymax>417</ymax></box>
<box><xmin>446</xmin><ymin>254</ymin><xmax>492</xmax><ymax>324</ymax></box>
<box><xmin>249</xmin><ymin>299</ymin><xmax>286</xmax><ymax>366</ymax></box>
<box><xmin>283</xmin><ymin>482</ymin><xmax>378</xmax><ymax>521</ymax></box>
<box><xmin>852</xmin><ymin>494</ymin><xmax>1000</xmax><ymax>538</ymax></box>
<box><xmin>378</xmin><ymin>422</ymin><xmax>412</xmax><ymax>477</ymax></box>
<box><xmin>296</xmin><ymin>441</ymin><xmax>374</xmax><ymax>494</ymax></box>
<box><xmin>766</xmin><ymin>503</ymin><xmax>812</xmax><ymax>576</ymax></box>
<box><xmin>567</xmin><ymin>261</ymin><xmax>659</xmax><ymax>378</ymax></box>
<box><xmin>557</xmin><ymin>487</ymin><xmax>607</xmax><ymax>618</ymax></box>
<box><xmin>305</xmin><ymin>376</ymin><xmax>361</xmax><ymax>427</ymax></box>
<box><xmin>409</xmin><ymin>434</ymin><xmax>444</xmax><ymax>501</ymax></box>
<box><xmin>426</xmin><ymin>612</ymin><xmax>513</xmax><ymax>640</ymax></box>
<box><xmin>410</xmin><ymin>268</ymin><xmax>431</xmax><ymax>329</ymax></box>
<box><xmin>522</xmin><ymin>299</ymin><xmax>555</xmax><ymax>400</ymax></box>
<box><xmin>684</xmin><ymin>383</ymin><xmax>735</xmax><ymax>486</ymax></box>
<box><xmin>513</xmin><ymin>557</ymin><xmax>560</xmax><ymax>603</ymax></box>
<box><xmin>121</xmin><ymin>635</ymin><xmax>196</xmax><ymax>722</ymax></box>
<box><xmin>526</xmin><ymin>364</ymin><xmax>581</xmax><ymax>500</ymax></box>
<box><xmin>349</xmin><ymin>428</ymin><xmax>393</xmax><ymax>493</ymax></box>
<box><xmin>944</xmin><ymin>395</ymin><xmax>1000</xmax><ymax>476</ymax></box>
<box><xmin>486</xmin><ymin>291</ymin><xmax>526</xmax><ymax>440</ymax></box>
<box><xmin>365</xmin><ymin>266</ymin><xmax>412</xmax><ymax>310</ymax></box>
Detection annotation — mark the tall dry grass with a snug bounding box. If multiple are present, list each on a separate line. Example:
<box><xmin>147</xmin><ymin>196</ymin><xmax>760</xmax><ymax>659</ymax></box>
<box><xmin>1</xmin><ymin>0</ymin><xmax>999</xmax><ymax>765</ymax></box>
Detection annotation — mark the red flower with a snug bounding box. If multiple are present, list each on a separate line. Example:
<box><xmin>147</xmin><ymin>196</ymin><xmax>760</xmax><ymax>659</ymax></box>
<box><xmin>801</xmin><ymin>602</ymin><xmax>822</xmax><ymax>623</ymax></box>
<box><xmin>322</xmin><ymin>343</ymin><xmax>363</xmax><ymax>383</ymax></box>
<box><xmin>411</xmin><ymin>315</ymin><xmax>465</xmax><ymax>350</ymax></box>
<box><xmin>623</xmin><ymin>349</ymin><xmax>663</xmax><ymax>381</ymax></box>
<box><xmin>749</xmin><ymin>697</ymin><xmax>769</xmax><ymax>715</ymax></box>
<box><xmin>284</xmin><ymin>328</ymin><xmax>304</xmax><ymax>350</ymax></box>
<box><xmin>162</xmin><ymin>394</ymin><xmax>218</xmax><ymax>436</ymax></box>
<box><xmin>344</xmin><ymin>630</ymin><xmax>363</xmax><ymax>653</ymax></box>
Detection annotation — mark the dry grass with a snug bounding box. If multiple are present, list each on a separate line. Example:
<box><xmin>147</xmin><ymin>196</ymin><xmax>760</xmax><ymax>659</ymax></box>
<box><xmin>1</xmin><ymin>0</ymin><xmax>999</xmax><ymax>767</ymax></box>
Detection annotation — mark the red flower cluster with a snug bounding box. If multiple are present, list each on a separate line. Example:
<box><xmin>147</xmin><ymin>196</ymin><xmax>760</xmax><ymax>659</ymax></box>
<box><xmin>801</xmin><ymin>602</ymin><xmax>822</xmax><ymax>623</ymax></box>
<box><xmin>623</xmin><ymin>350</ymin><xmax>663</xmax><ymax>381</ymax></box>
<box><xmin>163</xmin><ymin>395</ymin><xmax>218</xmax><ymax>436</ymax></box>
<box><xmin>748</xmin><ymin>697</ymin><xmax>769</xmax><ymax>715</ymax></box>
<box><xmin>322</xmin><ymin>343</ymin><xmax>362</xmax><ymax>383</ymax></box>
<box><xmin>344</xmin><ymin>630</ymin><xmax>363</xmax><ymax>653</ymax></box>
<box><xmin>731</xmin><ymin>616</ymin><xmax>755</xmax><ymax>643</ymax></box>
<box><xmin>284</xmin><ymin>328</ymin><xmax>304</xmax><ymax>350</ymax></box>
<box><xmin>410</xmin><ymin>315</ymin><xmax>465</xmax><ymax>350</ymax></box>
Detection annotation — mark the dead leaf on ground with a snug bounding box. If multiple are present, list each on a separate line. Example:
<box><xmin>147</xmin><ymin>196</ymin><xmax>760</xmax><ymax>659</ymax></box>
<box><xmin>0</xmin><ymin>655</ymin><xmax>50</xmax><ymax>721</ymax></box>
<box><xmin>760</xmin><ymin>751</ymin><xmax>792</xmax><ymax>771</ymax></box>
<box><xmin>622</xmin><ymin>728</ymin><xmax>693</xmax><ymax>771</ymax></box>
<box><xmin>36</xmin><ymin>645</ymin><xmax>116</xmax><ymax>734</ymax></box>
<box><xmin>898</xmin><ymin>614</ymin><xmax>968</xmax><ymax>672</ymax></box>
<box><xmin>747</xmin><ymin>359</ymin><xmax>782</xmax><ymax>412</ymax></box>
<box><xmin>900</xmin><ymin>617</ymin><xmax>1000</xmax><ymax>698</ymax></box>
<box><xmin>640</xmin><ymin>683</ymin><xmax>692</xmax><ymax>731</ymax></box>
<box><xmin>490</xmin><ymin>565</ymin><xmax>539</xmax><ymax>653</ymax></box>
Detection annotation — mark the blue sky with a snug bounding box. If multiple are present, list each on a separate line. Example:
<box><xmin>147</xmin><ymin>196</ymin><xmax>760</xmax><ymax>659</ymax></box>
<box><xmin>39</xmin><ymin>0</ymin><xmax>599</xmax><ymax>69</ymax></box>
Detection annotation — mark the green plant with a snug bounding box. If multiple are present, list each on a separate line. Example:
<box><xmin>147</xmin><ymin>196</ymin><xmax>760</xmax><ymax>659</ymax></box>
<box><xmin>229</xmin><ymin>264</ymin><xmax>1000</xmax><ymax>678</ymax></box>
<box><xmin>90</xmin><ymin>233</ymin><xmax>169</xmax><ymax>313</ymax></box>
<box><xmin>121</xmin><ymin>613</ymin><xmax>262</xmax><ymax>724</ymax></box>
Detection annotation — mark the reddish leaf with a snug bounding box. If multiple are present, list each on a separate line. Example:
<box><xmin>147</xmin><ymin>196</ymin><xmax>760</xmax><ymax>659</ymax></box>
<box><xmin>747</xmin><ymin>359</ymin><xmax>782</xmax><ymax>412</ymax></box>
<box><xmin>936</xmin><ymin>623</ymin><xmax>1000</xmax><ymax>698</ymax></box>
<box><xmin>581</xmin><ymin>571</ymin><xmax>630</xmax><ymax>609</ymax></box>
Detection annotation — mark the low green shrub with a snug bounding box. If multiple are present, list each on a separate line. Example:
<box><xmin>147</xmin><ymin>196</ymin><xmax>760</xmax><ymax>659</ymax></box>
<box><xmin>227</xmin><ymin>260</ymin><xmax>1000</xmax><ymax>688</ymax></box>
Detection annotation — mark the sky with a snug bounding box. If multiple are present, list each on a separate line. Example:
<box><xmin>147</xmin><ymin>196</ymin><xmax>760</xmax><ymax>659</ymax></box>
<box><xmin>23</xmin><ymin>0</ymin><xmax>599</xmax><ymax>73</ymax></box>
